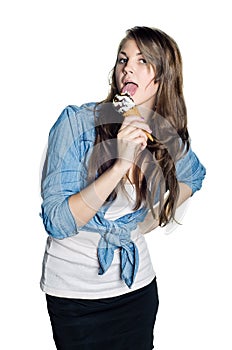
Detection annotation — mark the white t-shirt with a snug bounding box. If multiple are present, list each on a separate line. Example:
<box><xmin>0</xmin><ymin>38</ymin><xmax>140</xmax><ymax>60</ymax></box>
<box><xmin>40</xmin><ymin>183</ymin><xmax>156</xmax><ymax>299</ymax></box>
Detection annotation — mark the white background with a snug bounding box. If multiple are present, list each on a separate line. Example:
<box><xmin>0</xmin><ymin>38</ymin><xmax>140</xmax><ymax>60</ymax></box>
<box><xmin>1</xmin><ymin>0</ymin><xmax>231</xmax><ymax>349</ymax></box>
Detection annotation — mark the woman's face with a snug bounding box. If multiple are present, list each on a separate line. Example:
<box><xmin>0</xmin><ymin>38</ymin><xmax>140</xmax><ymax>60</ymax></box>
<box><xmin>115</xmin><ymin>39</ymin><xmax>158</xmax><ymax>110</ymax></box>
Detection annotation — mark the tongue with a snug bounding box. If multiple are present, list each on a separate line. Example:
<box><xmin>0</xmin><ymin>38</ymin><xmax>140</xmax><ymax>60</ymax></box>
<box><xmin>122</xmin><ymin>83</ymin><xmax>138</xmax><ymax>96</ymax></box>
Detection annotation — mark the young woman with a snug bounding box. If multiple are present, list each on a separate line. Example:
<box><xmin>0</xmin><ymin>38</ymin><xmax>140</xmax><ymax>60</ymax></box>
<box><xmin>40</xmin><ymin>26</ymin><xmax>206</xmax><ymax>350</ymax></box>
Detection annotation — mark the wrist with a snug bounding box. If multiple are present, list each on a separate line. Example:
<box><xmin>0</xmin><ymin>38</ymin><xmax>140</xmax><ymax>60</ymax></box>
<box><xmin>111</xmin><ymin>160</ymin><xmax>131</xmax><ymax>178</ymax></box>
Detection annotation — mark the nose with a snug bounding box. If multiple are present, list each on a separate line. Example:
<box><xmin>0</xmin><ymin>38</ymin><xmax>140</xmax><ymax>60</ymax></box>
<box><xmin>123</xmin><ymin>59</ymin><xmax>134</xmax><ymax>75</ymax></box>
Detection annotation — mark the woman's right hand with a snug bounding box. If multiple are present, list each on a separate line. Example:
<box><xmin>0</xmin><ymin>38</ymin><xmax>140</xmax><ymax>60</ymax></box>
<box><xmin>115</xmin><ymin>115</ymin><xmax>152</xmax><ymax>172</ymax></box>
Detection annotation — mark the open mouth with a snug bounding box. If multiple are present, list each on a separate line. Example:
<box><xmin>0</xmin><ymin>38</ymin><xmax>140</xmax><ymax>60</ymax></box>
<box><xmin>122</xmin><ymin>82</ymin><xmax>138</xmax><ymax>96</ymax></box>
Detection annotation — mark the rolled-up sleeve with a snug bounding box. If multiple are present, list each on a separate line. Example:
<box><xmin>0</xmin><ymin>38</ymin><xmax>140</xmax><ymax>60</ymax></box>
<box><xmin>176</xmin><ymin>148</ymin><xmax>206</xmax><ymax>194</ymax></box>
<box><xmin>40</xmin><ymin>106</ymin><xmax>83</xmax><ymax>239</ymax></box>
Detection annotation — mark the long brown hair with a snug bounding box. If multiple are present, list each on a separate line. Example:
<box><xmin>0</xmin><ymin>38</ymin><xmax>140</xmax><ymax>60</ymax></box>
<box><xmin>89</xmin><ymin>26</ymin><xmax>190</xmax><ymax>226</ymax></box>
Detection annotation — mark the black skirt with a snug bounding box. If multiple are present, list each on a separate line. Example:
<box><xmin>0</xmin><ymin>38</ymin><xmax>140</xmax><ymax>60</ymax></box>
<box><xmin>46</xmin><ymin>278</ymin><xmax>159</xmax><ymax>350</ymax></box>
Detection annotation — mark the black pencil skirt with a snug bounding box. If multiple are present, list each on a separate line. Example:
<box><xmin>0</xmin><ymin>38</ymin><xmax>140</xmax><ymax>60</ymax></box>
<box><xmin>46</xmin><ymin>278</ymin><xmax>159</xmax><ymax>350</ymax></box>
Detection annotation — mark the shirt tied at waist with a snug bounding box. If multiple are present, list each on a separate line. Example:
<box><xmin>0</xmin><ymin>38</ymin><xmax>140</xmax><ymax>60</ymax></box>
<box><xmin>97</xmin><ymin>222</ymin><xmax>139</xmax><ymax>288</ymax></box>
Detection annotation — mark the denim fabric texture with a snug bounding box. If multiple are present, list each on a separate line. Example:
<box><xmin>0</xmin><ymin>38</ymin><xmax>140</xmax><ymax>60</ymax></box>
<box><xmin>40</xmin><ymin>103</ymin><xmax>206</xmax><ymax>288</ymax></box>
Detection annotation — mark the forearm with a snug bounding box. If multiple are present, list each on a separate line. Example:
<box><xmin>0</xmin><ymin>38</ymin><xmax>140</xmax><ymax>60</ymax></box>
<box><xmin>138</xmin><ymin>182</ymin><xmax>192</xmax><ymax>234</ymax></box>
<box><xmin>68</xmin><ymin>161</ymin><xmax>128</xmax><ymax>226</ymax></box>
<box><xmin>176</xmin><ymin>182</ymin><xmax>192</xmax><ymax>206</ymax></box>
<box><xmin>69</xmin><ymin>115</ymin><xmax>153</xmax><ymax>227</ymax></box>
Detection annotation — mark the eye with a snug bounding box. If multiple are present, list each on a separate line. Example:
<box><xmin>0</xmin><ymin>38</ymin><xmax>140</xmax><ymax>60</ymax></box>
<box><xmin>139</xmin><ymin>58</ymin><xmax>147</xmax><ymax>64</ymax></box>
<box><xmin>117</xmin><ymin>57</ymin><xmax>127</xmax><ymax>64</ymax></box>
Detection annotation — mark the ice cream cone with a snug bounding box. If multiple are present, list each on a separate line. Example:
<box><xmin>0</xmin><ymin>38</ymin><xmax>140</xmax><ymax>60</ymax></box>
<box><xmin>123</xmin><ymin>106</ymin><xmax>141</xmax><ymax>117</ymax></box>
<box><xmin>113</xmin><ymin>93</ymin><xmax>154</xmax><ymax>142</ymax></box>
<box><xmin>123</xmin><ymin>107</ymin><xmax>154</xmax><ymax>141</ymax></box>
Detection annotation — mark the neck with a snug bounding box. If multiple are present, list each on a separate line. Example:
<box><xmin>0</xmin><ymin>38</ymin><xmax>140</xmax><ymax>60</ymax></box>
<box><xmin>137</xmin><ymin>105</ymin><xmax>155</xmax><ymax>122</ymax></box>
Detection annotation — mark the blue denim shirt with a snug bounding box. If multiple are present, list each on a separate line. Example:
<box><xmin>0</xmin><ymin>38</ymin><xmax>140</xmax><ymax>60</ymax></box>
<box><xmin>40</xmin><ymin>103</ymin><xmax>206</xmax><ymax>288</ymax></box>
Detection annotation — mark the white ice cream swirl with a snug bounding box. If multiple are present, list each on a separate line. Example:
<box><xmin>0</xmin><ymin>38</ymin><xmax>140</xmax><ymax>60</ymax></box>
<box><xmin>113</xmin><ymin>92</ymin><xmax>135</xmax><ymax>114</ymax></box>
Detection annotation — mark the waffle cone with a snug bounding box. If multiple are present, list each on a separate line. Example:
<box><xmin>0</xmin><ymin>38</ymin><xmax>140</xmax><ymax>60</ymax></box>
<box><xmin>123</xmin><ymin>106</ymin><xmax>140</xmax><ymax>117</ymax></box>
<box><xmin>123</xmin><ymin>106</ymin><xmax>154</xmax><ymax>141</ymax></box>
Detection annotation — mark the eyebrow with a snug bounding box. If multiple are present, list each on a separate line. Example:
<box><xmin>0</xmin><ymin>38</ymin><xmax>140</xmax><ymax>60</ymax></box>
<box><xmin>120</xmin><ymin>51</ymin><xmax>143</xmax><ymax>56</ymax></box>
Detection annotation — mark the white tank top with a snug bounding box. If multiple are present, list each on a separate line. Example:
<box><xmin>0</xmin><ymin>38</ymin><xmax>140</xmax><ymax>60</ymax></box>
<box><xmin>40</xmin><ymin>183</ymin><xmax>156</xmax><ymax>299</ymax></box>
